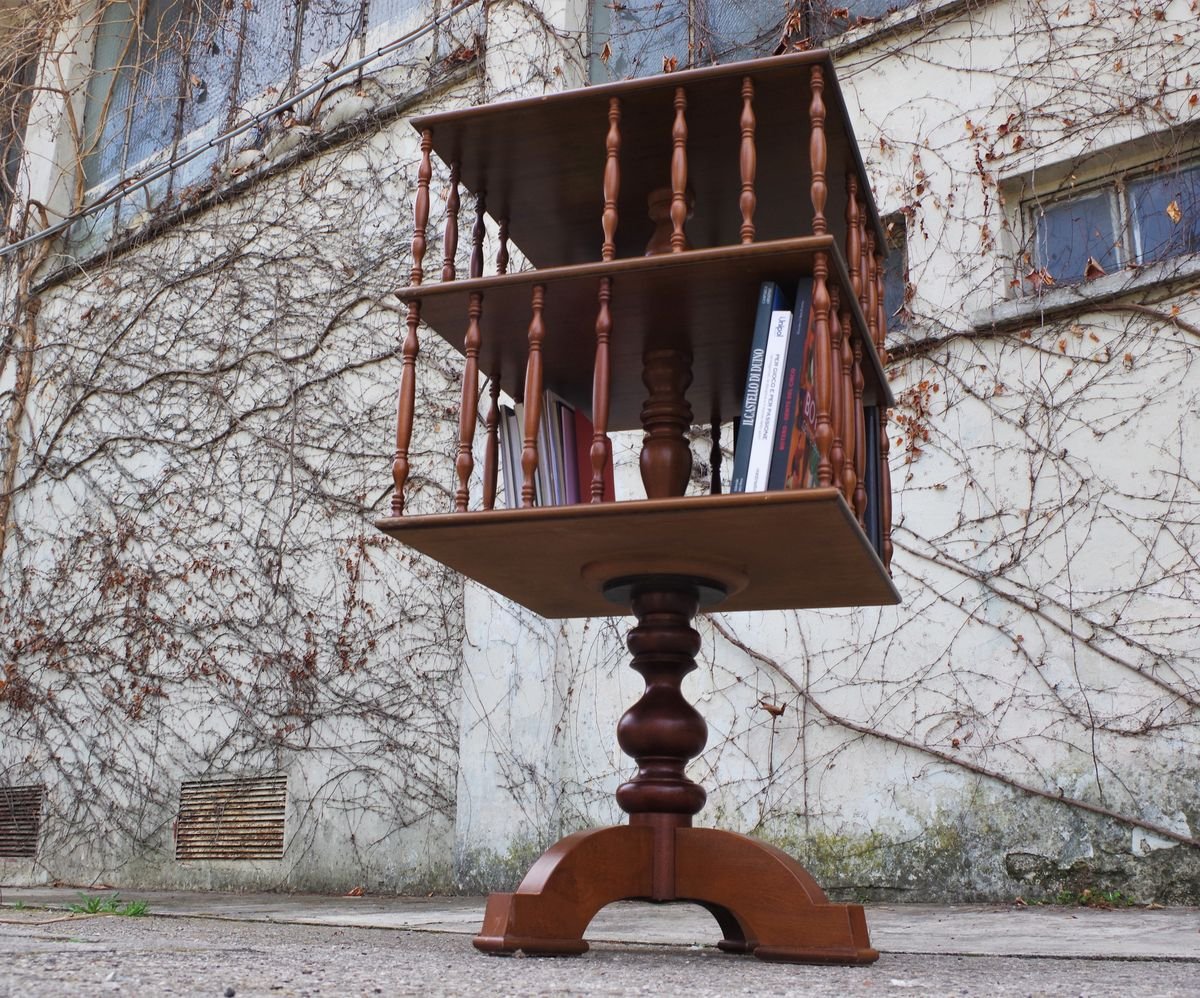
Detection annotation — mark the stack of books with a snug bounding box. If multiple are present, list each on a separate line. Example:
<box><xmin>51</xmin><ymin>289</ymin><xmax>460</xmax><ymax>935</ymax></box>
<box><xmin>730</xmin><ymin>279</ymin><xmax>821</xmax><ymax>495</ymax></box>
<box><xmin>497</xmin><ymin>391</ymin><xmax>615</xmax><ymax>508</ymax></box>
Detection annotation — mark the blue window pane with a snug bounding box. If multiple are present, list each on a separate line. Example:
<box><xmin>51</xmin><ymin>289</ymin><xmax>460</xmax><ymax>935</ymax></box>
<box><xmin>301</xmin><ymin>0</ymin><xmax>364</xmax><ymax>69</ymax></box>
<box><xmin>1035</xmin><ymin>191</ymin><xmax>1120</xmax><ymax>284</ymax></box>
<box><xmin>1130</xmin><ymin>164</ymin><xmax>1200</xmax><ymax>264</ymax></box>
<box><xmin>83</xmin><ymin>1</ymin><xmax>138</xmax><ymax>188</ymax></box>
<box><xmin>590</xmin><ymin>0</ymin><xmax>690</xmax><ymax>81</ymax></box>
<box><xmin>123</xmin><ymin>0</ymin><xmax>189</xmax><ymax>170</ymax></box>
<box><xmin>701</xmin><ymin>1</ymin><xmax>781</xmax><ymax>63</ymax></box>
<box><xmin>182</xmin><ymin>2</ymin><xmax>242</xmax><ymax>137</ymax></box>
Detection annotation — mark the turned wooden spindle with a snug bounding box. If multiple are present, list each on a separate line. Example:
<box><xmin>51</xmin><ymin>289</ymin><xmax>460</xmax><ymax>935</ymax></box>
<box><xmin>442</xmin><ymin>160</ymin><xmax>460</xmax><ymax>283</ymax></box>
<box><xmin>483</xmin><ymin>378</ymin><xmax>500</xmax><ymax>511</ymax></box>
<box><xmin>857</xmin><ymin>196</ymin><xmax>870</xmax><ymax>316</ymax></box>
<box><xmin>670</xmin><ymin>87</ymin><xmax>688</xmax><ymax>253</ymax></box>
<box><xmin>809</xmin><ymin>66</ymin><xmax>833</xmax><ymax>486</ymax></box>
<box><xmin>454</xmin><ymin>292</ymin><xmax>483</xmax><ymax>511</ymax></box>
<box><xmin>590</xmin><ymin>99</ymin><xmax>621</xmax><ymax>504</ymax></box>
<box><xmin>639</xmin><ymin>350</ymin><xmax>693</xmax><ymax>500</ymax></box>
<box><xmin>739</xmin><ymin>76</ymin><xmax>756</xmax><ymax>244</ymax></box>
<box><xmin>391</xmin><ymin>128</ymin><xmax>433</xmax><ymax>516</ymax></box>
<box><xmin>810</xmin><ymin>66</ymin><xmax>828</xmax><ymax>236</ymax></box>
<box><xmin>615</xmin><ymin>581</ymin><xmax>708</xmax><ymax>817</ymax></box>
<box><xmin>852</xmin><ymin>331</ymin><xmax>868</xmax><ymax>527</ymax></box>
<box><xmin>592</xmin><ymin>279</ymin><xmax>614</xmax><ymax>504</ymax></box>
<box><xmin>521</xmin><ymin>285</ymin><xmax>547</xmax><ymax>507</ymax></box>
<box><xmin>875</xmin><ymin>250</ymin><xmax>889</xmax><ymax>364</ymax></box>
<box><xmin>847</xmin><ymin>174</ymin><xmax>862</xmax><ymax>300</ymax></box>
<box><xmin>602</xmin><ymin>98</ymin><xmax>621</xmax><ymax>261</ymax></box>
<box><xmin>839</xmin><ymin>292</ymin><xmax>857</xmax><ymax>505</ymax></box>
<box><xmin>866</xmin><ymin>231</ymin><xmax>879</xmax><ymax>352</ymax></box>
<box><xmin>496</xmin><ymin>218</ymin><xmax>510</xmax><ymax>275</ymax></box>
<box><xmin>471</xmin><ymin>192</ymin><xmax>486</xmax><ymax>279</ymax></box>
<box><xmin>710</xmin><ymin>414</ymin><xmax>721</xmax><ymax>495</ymax></box>
<box><xmin>829</xmin><ymin>285</ymin><xmax>845</xmax><ymax>488</ymax></box>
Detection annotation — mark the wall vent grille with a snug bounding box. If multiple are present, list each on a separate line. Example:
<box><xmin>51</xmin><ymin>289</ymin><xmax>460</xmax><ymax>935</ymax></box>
<box><xmin>0</xmin><ymin>784</ymin><xmax>44</xmax><ymax>858</ymax></box>
<box><xmin>176</xmin><ymin>775</ymin><xmax>287</xmax><ymax>861</ymax></box>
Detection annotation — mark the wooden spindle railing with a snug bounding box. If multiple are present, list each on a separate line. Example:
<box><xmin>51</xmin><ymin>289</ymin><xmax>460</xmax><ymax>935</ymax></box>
<box><xmin>497</xmin><ymin>218</ymin><xmax>510</xmax><ymax>275</ymax></box>
<box><xmin>739</xmin><ymin>76</ymin><xmax>756</xmax><ymax>244</ymax></box>
<box><xmin>852</xmin><ymin>330</ymin><xmax>867</xmax><ymax>527</ymax></box>
<box><xmin>857</xmin><ymin>195</ymin><xmax>870</xmax><ymax>317</ymax></box>
<box><xmin>865</xmin><ymin>230</ymin><xmax>879</xmax><ymax>354</ymax></box>
<box><xmin>483</xmin><ymin>378</ymin><xmax>500</xmax><ymax>511</ymax></box>
<box><xmin>471</xmin><ymin>192</ymin><xmax>486</xmax><ymax>280</ymax></box>
<box><xmin>391</xmin><ymin>128</ymin><xmax>433</xmax><ymax>516</ymax></box>
<box><xmin>522</xmin><ymin>285</ymin><xmax>547</xmax><ymax>507</ymax></box>
<box><xmin>670</xmin><ymin>87</ymin><xmax>688</xmax><ymax>253</ymax></box>
<box><xmin>710</xmin><ymin>414</ymin><xmax>722</xmax><ymax>495</ymax></box>
<box><xmin>442</xmin><ymin>160</ymin><xmax>460</xmax><ymax>283</ymax></box>
<box><xmin>592</xmin><ymin>97</ymin><xmax>620</xmax><ymax>503</ymax></box>
<box><xmin>809</xmin><ymin>64</ymin><xmax>833</xmax><ymax>488</ymax></box>
<box><xmin>829</xmin><ymin>284</ymin><xmax>845</xmax><ymax>488</ymax></box>
<box><xmin>839</xmin><ymin>288</ymin><xmax>857</xmax><ymax>507</ymax></box>
<box><xmin>455</xmin><ymin>292</ymin><xmax>483</xmax><ymax>511</ymax></box>
<box><xmin>846</xmin><ymin>174</ymin><xmax>862</xmax><ymax>303</ymax></box>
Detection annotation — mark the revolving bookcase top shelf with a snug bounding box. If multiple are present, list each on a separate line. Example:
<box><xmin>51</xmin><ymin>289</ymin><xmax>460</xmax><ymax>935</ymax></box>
<box><xmin>376</xmin><ymin>51</ymin><xmax>898</xmax><ymax>965</ymax></box>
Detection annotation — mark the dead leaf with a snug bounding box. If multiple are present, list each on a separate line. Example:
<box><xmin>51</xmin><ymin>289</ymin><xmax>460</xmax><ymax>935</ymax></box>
<box><xmin>344</xmin><ymin>885</ymin><xmax>364</xmax><ymax>897</ymax></box>
<box><xmin>599</xmin><ymin>41</ymin><xmax>612</xmax><ymax>65</ymax></box>
<box><xmin>759</xmin><ymin>698</ymin><xmax>786</xmax><ymax>718</ymax></box>
<box><xmin>1167</xmin><ymin>198</ymin><xmax>1182</xmax><ymax>224</ymax></box>
<box><xmin>662</xmin><ymin>55</ymin><xmax>678</xmax><ymax>73</ymax></box>
<box><xmin>1084</xmin><ymin>256</ymin><xmax>1107</xmax><ymax>281</ymax></box>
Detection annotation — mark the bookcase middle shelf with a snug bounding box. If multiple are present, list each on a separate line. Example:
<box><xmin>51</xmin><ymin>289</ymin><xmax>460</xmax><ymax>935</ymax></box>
<box><xmin>397</xmin><ymin>235</ymin><xmax>895</xmax><ymax>434</ymax></box>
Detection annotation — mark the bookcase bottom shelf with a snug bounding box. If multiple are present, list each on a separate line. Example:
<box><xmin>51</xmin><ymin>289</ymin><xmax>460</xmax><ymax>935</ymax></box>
<box><xmin>375</xmin><ymin>488</ymin><xmax>898</xmax><ymax>618</ymax></box>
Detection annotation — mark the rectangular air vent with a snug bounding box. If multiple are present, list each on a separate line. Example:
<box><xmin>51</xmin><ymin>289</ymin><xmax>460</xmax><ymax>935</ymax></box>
<box><xmin>0</xmin><ymin>785</ymin><xmax>44</xmax><ymax>858</ymax></box>
<box><xmin>176</xmin><ymin>774</ymin><xmax>287</xmax><ymax>861</ymax></box>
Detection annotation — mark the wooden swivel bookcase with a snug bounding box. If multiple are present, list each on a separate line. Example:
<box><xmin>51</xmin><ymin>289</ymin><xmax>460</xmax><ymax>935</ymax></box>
<box><xmin>376</xmin><ymin>51</ymin><xmax>899</xmax><ymax>965</ymax></box>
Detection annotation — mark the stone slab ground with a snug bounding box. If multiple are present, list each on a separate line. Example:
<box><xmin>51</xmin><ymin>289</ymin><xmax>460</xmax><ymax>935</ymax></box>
<box><xmin>0</xmin><ymin>888</ymin><xmax>1197</xmax><ymax>996</ymax></box>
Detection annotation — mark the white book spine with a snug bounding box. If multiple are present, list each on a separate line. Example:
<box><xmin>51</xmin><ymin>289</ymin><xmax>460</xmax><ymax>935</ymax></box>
<box><xmin>744</xmin><ymin>308</ymin><xmax>792</xmax><ymax>492</ymax></box>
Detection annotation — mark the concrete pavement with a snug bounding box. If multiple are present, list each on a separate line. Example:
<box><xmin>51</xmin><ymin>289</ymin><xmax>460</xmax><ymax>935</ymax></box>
<box><xmin>1</xmin><ymin>887</ymin><xmax>1197</xmax><ymax>996</ymax></box>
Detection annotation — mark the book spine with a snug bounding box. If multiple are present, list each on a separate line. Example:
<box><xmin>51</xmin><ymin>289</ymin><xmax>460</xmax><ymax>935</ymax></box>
<box><xmin>499</xmin><ymin>405</ymin><xmax>518</xmax><ymax>508</ymax></box>
<box><xmin>730</xmin><ymin>282</ymin><xmax>781</xmax><ymax>492</ymax></box>
<box><xmin>768</xmin><ymin>279</ymin><xmax>814</xmax><ymax>491</ymax></box>
<box><xmin>744</xmin><ymin>298</ymin><xmax>793</xmax><ymax>492</ymax></box>
<box><xmin>560</xmin><ymin>401</ymin><xmax>579</xmax><ymax>504</ymax></box>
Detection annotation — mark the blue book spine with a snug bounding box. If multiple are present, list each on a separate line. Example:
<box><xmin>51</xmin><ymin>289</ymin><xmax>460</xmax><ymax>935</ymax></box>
<box><xmin>731</xmin><ymin>282</ymin><xmax>785</xmax><ymax>492</ymax></box>
<box><xmin>767</xmin><ymin>278</ymin><xmax>815</xmax><ymax>491</ymax></box>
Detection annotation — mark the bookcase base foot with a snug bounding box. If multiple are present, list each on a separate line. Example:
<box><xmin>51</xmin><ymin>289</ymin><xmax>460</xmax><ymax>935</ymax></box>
<box><xmin>471</xmin><ymin>822</ymin><xmax>878</xmax><ymax>965</ymax></box>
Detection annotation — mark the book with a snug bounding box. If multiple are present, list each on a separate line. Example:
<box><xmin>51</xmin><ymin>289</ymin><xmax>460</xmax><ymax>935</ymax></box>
<box><xmin>560</xmin><ymin>401</ymin><xmax>580</xmax><ymax>505</ymax></box>
<box><xmin>769</xmin><ymin>278</ymin><xmax>817</xmax><ymax>491</ymax></box>
<box><xmin>863</xmin><ymin>404</ymin><xmax>882</xmax><ymax>556</ymax></box>
<box><xmin>743</xmin><ymin>292</ymin><xmax>793</xmax><ymax>492</ymax></box>
<box><xmin>730</xmin><ymin>282</ymin><xmax>787</xmax><ymax>492</ymax></box>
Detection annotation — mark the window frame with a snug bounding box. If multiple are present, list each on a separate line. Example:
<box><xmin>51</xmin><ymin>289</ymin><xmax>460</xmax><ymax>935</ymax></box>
<box><xmin>1023</xmin><ymin>155</ymin><xmax>1200</xmax><ymax>289</ymax></box>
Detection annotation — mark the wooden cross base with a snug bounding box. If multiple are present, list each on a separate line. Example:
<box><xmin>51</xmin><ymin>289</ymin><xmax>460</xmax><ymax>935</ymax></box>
<box><xmin>473</xmin><ymin>820</ymin><xmax>878</xmax><ymax>964</ymax></box>
<box><xmin>473</xmin><ymin>574</ymin><xmax>878</xmax><ymax>965</ymax></box>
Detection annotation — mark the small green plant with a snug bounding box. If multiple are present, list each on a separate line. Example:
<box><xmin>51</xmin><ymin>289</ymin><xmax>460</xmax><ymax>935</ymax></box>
<box><xmin>10</xmin><ymin>900</ymin><xmax>27</xmax><ymax>911</ymax></box>
<box><xmin>1045</xmin><ymin>888</ymin><xmax>1136</xmax><ymax>908</ymax></box>
<box><xmin>68</xmin><ymin>893</ymin><xmax>149</xmax><ymax>916</ymax></box>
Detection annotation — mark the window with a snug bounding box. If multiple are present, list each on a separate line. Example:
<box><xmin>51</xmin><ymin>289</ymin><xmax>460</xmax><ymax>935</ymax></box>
<box><xmin>589</xmin><ymin>0</ymin><xmax>920</xmax><ymax>81</ymax></box>
<box><xmin>1</xmin><ymin>39</ymin><xmax>38</xmax><ymax>221</ymax></box>
<box><xmin>79</xmin><ymin>0</ymin><xmax>451</xmax><ymax>198</ymax></box>
<box><xmin>1027</xmin><ymin>160</ymin><xmax>1200</xmax><ymax>286</ymax></box>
